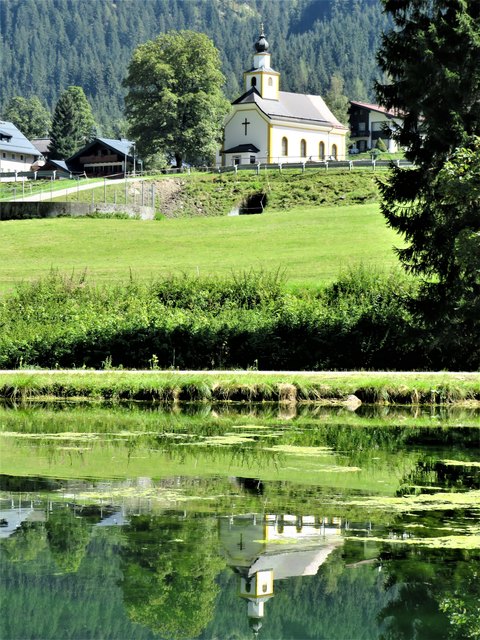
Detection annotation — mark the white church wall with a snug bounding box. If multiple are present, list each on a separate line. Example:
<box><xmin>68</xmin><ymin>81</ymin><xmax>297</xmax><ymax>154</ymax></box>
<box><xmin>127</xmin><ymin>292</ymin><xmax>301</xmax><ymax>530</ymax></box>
<box><xmin>223</xmin><ymin>108</ymin><xmax>269</xmax><ymax>165</ymax></box>
<box><xmin>270</xmin><ymin>124</ymin><xmax>346</xmax><ymax>163</ymax></box>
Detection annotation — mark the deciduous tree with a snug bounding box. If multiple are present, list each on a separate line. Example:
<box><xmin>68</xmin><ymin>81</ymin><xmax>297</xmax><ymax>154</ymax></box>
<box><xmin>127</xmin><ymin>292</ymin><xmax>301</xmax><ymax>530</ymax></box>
<box><xmin>2</xmin><ymin>96</ymin><xmax>51</xmax><ymax>138</ymax></box>
<box><xmin>123</xmin><ymin>30</ymin><xmax>229</xmax><ymax>168</ymax></box>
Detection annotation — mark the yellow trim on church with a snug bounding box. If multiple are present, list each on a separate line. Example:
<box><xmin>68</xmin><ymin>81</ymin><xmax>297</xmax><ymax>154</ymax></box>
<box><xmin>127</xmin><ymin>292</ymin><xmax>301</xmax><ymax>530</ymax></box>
<box><xmin>268</xmin><ymin>124</ymin><xmax>273</xmax><ymax>163</ymax></box>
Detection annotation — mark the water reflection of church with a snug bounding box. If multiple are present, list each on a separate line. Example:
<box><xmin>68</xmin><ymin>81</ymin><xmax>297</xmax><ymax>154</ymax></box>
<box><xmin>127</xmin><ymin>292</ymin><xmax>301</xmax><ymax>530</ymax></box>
<box><xmin>219</xmin><ymin>514</ymin><xmax>345</xmax><ymax>636</ymax></box>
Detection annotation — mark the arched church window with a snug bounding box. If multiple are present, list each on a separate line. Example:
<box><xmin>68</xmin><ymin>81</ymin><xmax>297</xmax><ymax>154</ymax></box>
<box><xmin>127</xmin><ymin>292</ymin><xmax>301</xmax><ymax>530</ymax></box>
<box><xmin>282</xmin><ymin>137</ymin><xmax>288</xmax><ymax>156</ymax></box>
<box><xmin>251</xmin><ymin>77</ymin><xmax>257</xmax><ymax>87</ymax></box>
<box><xmin>268</xmin><ymin>77</ymin><xmax>273</xmax><ymax>86</ymax></box>
<box><xmin>300</xmin><ymin>139</ymin><xmax>307</xmax><ymax>158</ymax></box>
<box><xmin>319</xmin><ymin>141</ymin><xmax>325</xmax><ymax>160</ymax></box>
<box><xmin>332</xmin><ymin>144</ymin><xmax>338</xmax><ymax>160</ymax></box>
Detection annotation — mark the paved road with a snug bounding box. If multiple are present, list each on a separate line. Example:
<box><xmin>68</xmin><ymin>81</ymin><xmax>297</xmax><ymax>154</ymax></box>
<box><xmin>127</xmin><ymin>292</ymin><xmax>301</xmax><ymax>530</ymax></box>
<box><xmin>10</xmin><ymin>176</ymin><xmax>141</xmax><ymax>202</ymax></box>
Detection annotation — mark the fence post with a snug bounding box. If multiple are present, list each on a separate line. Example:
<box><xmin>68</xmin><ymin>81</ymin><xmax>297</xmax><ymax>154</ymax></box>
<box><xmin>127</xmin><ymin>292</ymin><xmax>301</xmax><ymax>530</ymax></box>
<box><xmin>302</xmin><ymin>162</ymin><xmax>305</xmax><ymax>173</ymax></box>
<box><xmin>256</xmin><ymin>163</ymin><xmax>260</xmax><ymax>175</ymax></box>
<box><xmin>372</xmin><ymin>160</ymin><xmax>376</xmax><ymax>172</ymax></box>
<box><xmin>349</xmin><ymin>161</ymin><xmax>353</xmax><ymax>171</ymax></box>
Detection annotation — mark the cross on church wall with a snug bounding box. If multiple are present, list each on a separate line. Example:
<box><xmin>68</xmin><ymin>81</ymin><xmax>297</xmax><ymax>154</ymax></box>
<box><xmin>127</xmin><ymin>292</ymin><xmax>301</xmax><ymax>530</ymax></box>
<box><xmin>242</xmin><ymin>117</ymin><xmax>251</xmax><ymax>136</ymax></box>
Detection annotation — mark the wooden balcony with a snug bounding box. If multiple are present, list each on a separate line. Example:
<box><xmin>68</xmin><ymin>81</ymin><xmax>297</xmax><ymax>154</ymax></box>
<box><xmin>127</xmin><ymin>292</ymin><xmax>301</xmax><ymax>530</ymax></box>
<box><xmin>80</xmin><ymin>154</ymin><xmax>119</xmax><ymax>164</ymax></box>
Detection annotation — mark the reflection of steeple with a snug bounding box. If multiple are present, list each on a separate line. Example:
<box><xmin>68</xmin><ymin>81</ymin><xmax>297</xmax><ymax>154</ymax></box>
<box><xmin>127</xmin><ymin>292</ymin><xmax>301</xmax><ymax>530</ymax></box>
<box><xmin>219</xmin><ymin>513</ymin><xmax>344</xmax><ymax>635</ymax></box>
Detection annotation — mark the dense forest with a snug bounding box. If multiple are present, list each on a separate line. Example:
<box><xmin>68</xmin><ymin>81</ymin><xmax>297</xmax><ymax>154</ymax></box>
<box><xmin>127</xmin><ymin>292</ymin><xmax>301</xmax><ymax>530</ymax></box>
<box><xmin>0</xmin><ymin>0</ymin><xmax>389</xmax><ymax>134</ymax></box>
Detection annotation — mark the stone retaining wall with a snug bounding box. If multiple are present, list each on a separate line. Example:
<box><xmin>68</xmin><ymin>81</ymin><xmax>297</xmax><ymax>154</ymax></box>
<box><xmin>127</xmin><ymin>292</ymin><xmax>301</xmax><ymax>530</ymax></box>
<box><xmin>0</xmin><ymin>201</ymin><xmax>155</xmax><ymax>220</ymax></box>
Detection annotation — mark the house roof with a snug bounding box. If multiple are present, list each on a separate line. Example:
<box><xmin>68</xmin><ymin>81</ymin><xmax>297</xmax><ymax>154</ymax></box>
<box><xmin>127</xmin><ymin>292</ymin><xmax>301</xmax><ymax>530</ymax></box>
<box><xmin>222</xmin><ymin>143</ymin><xmax>260</xmax><ymax>154</ymax></box>
<box><xmin>0</xmin><ymin>120</ymin><xmax>41</xmax><ymax>157</ymax></box>
<box><xmin>31</xmin><ymin>138</ymin><xmax>51</xmax><ymax>155</ymax></box>
<box><xmin>349</xmin><ymin>100</ymin><xmax>402</xmax><ymax>119</ymax></box>
<box><xmin>232</xmin><ymin>87</ymin><xmax>347</xmax><ymax>130</ymax></box>
<box><xmin>68</xmin><ymin>137</ymin><xmax>135</xmax><ymax>161</ymax></box>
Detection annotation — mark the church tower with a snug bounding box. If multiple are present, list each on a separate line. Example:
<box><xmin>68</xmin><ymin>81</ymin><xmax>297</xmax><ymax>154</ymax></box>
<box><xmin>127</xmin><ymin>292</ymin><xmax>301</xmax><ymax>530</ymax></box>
<box><xmin>243</xmin><ymin>27</ymin><xmax>280</xmax><ymax>100</ymax></box>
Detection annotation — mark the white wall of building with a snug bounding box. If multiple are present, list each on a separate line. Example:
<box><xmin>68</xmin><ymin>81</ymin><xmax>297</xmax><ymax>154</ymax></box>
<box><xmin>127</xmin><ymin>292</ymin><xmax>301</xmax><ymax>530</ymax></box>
<box><xmin>223</xmin><ymin>108</ymin><xmax>269</xmax><ymax>165</ymax></box>
<box><xmin>270</xmin><ymin>124</ymin><xmax>346</xmax><ymax>162</ymax></box>
<box><xmin>0</xmin><ymin>151</ymin><xmax>38</xmax><ymax>173</ymax></box>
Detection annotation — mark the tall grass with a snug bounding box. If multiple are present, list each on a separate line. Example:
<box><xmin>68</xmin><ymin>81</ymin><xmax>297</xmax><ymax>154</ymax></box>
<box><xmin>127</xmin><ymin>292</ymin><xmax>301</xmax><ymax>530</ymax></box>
<box><xmin>0</xmin><ymin>267</ymin><xmax>476</xmax><ymax>372</ymax></box>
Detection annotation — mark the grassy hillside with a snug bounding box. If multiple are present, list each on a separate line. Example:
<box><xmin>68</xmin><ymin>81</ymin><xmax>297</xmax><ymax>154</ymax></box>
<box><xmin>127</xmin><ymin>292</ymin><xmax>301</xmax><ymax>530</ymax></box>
<box><xmin>0</xmin><ymin>202</ymin><xmax>401</xmax><ymax>292</ymax></box>
<box><xmin>55</xmin><ymin>167</ymin><xmax>381</xmax><ymax>217</ymax></box>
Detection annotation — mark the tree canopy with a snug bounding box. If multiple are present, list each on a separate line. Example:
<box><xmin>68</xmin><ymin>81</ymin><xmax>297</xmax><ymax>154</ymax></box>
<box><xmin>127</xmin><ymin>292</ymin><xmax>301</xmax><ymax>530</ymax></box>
<box><xmin>48</xmin><ymin>86</ymin><xmax>96</xmax><ymax>159</ymax></box>
<box><xmin>376</xmin><ymin>0</ymin><xmax>480</xmax><ymax>368</ymax></box>
<box><xmin>123</xmin><ymin>30</ymin><xmax>229</xmax><ymax>167</ymax></box>
<box><xmin>2</xmin><ymin>96</ymin><xmax>51</xmax><ymax>139</ymax></box>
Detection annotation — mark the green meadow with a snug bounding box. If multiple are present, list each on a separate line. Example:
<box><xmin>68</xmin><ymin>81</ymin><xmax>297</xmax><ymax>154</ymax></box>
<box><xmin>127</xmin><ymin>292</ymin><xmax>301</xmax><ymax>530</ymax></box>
<box><xmin>0</xmin><ymin>202</ymin><xmax>401</xmax><ymax>292</ymax></box>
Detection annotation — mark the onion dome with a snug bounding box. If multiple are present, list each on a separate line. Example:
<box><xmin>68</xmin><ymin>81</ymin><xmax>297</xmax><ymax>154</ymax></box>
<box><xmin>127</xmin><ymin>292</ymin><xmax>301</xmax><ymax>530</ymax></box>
<box><xmin>254</xmin><ymin>29</ymin><xmax>269</xmax><ymax>53</ymax></box>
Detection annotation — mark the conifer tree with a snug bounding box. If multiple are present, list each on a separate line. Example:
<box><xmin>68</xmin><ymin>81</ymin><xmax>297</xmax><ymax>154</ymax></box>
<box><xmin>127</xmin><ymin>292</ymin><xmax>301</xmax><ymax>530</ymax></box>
<box><xmin>376</xmin><ymin>0</ymin><xmax>480</xmax><ymax>367</ymax></box>
<box><xmin>48</xmin><ymin>86</ymin><xmax>96</xmax><ymax>159</ymax></box>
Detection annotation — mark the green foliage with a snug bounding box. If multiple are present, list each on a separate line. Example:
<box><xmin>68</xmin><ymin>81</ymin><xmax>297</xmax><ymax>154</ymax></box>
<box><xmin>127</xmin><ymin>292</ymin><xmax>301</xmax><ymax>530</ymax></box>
<box><xmin>122</xmin><ymin>515</ymin><xmax>225</xmax><ymax>639</ymax></box>
<box><xmin>325</xmin><ymin>74</ymin><xmax>350</xmax><ymax>126</ymax></box>
<box><xmin>375</xmin><ymin>137</ymin><xmax>387</xmax><ymax>152</ymax></box>
<box><xmin>2</xmin><ymin>95</ymin><xmax>51</xmax><ymax>138</ymax></box>
<box><xmin>0</xmin><ymin>268</ymin><xmax>453</xmax><ymax>371</ymax></box>
<box><xmin>376</xmin><ymin>0</ymin><xmax>480</xmax><ymax>368</ymax></box>
<box><xmin>124</xmin><ymin>30</ymin><xmax>229</xmax><ymax>167</ymax></box>
<box><xmin>48</xmin><ymin>86</ymin><xmax>96</xmax><ymax>159</ymax></box>
<box><xmin>45</xmin><ymin>508</ymin><xmax>90</xmax><ymax>574</ymax></box>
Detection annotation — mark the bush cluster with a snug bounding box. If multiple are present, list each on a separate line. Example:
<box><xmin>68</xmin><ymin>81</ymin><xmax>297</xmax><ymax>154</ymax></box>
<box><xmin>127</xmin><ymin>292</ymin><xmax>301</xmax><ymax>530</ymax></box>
<box><xmin>0</xmin><ymin>269</ymin><xmax>474</xmax><ymax>371</ymax></box>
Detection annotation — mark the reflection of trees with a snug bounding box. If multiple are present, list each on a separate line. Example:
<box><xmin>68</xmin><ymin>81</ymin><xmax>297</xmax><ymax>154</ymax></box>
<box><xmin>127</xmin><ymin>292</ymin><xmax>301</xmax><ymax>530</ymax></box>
<box><xmin>45</xmin><ymin>508</ymin><xmax>90</xmax><ymax>573</ymax></box>
<box><xmin>3</xmin><ymin>522</ymin><xmax>48</xmax><ymax>563</ymax></box>
<box><xmin>378</xmin><ymin>547</ymin><xmax>480</xmax><ymax>640</ymax></box>
<box><xmin>121</xmin><ymin>514</ymin><xmax>225</xmax><ymax>639</ymax></box>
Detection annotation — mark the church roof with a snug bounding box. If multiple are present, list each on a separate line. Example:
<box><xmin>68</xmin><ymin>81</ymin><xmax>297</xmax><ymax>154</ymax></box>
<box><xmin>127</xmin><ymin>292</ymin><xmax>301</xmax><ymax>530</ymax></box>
<box><xmin>233</xmin><ymin>88</ymin><xmax>347</xmax><ymax>130</ymax></box>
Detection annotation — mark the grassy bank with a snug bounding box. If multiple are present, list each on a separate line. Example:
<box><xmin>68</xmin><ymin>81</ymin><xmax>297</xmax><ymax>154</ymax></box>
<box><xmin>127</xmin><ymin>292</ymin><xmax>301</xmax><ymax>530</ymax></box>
<box><xmin>0</xmin><ymin>370</ymin><xmax>478</xmax><ymax>404</ymax></box>
<box><xmin>53</xmin><ymin>167</ymin><xmax>382</xmax><ymax>217</ymax></box>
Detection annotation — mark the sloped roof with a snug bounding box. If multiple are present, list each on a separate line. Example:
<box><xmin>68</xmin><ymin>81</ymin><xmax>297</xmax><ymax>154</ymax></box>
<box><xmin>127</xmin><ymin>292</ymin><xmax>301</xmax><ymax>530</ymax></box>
<box><xmin>349</xmin><ymin>100</ymin><xmax>402</xmax><ymax>119</ymax></box>
<box><xmin>31</xmin><ymin>138</ymin><xmax>51</xmax><ymax>155</ymax></box>
<box><xmin>222</xmin><ymin>143</ymin><xmax>260</xmax><ymax>154</ymax></box>
<box><xmin>68</xmin><ymin>137</ymin><xmax>135</xmax><ymax>161</ymax></box>
<box><xmin>233</xmin><ymin>88</ymin><xmax>347</xmax><ymax>130</ymax></box>
<box><xmin>0</xmin><ymin>121</ymin><xmax>41</xmax><ymax>156</ymax></box>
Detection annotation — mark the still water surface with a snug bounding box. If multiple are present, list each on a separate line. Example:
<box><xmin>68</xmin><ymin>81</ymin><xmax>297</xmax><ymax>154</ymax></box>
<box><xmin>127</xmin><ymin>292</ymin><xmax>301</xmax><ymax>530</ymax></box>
<box><xmin>1</xmin><ymin>403</ymin><xmax>479</xmax><ymax>640</ymax></box>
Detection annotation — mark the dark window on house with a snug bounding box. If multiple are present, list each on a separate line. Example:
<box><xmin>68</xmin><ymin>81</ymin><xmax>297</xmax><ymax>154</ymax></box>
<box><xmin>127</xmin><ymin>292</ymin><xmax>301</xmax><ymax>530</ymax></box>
<box><xmin>251</xmin><ymin>77</ymin><xmax>257</xmax><ymax>87</ymax></box>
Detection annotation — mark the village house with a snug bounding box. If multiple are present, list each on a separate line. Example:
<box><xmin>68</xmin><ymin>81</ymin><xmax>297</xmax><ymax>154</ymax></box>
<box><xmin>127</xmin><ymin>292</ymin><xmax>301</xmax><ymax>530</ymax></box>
<box><xmin>221</xmin><ymin>29</ymin><xmax>348</xmax><ymax>166</ymax></box>
<box><xmin>0</xmin><ymin>121</ymin><xmax>40</xmax><ymax>174</ymax></box>
<box><xmin>348</xmin><ymin>100</ymin><xmax>404</xmax><ymax>153</ymax></box>
<box><xmin>67</xmin><ymin>137</ymin><xmax>137</xmax><ymax>177</ymax></box>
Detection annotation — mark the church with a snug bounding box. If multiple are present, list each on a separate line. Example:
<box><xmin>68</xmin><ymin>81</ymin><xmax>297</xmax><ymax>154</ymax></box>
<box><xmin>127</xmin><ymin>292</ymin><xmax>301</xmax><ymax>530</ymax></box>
<box><xmin>221</xmin><ymin>28</ymin><xmax>348</xmax><ymax>167</ymax></box>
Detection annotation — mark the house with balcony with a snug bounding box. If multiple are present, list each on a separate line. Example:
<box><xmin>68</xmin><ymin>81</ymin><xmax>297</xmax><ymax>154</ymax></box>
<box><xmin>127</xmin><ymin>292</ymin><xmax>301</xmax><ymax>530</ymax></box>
<box><xmin>67</xmin><ymin>137</ymin><xmax>136</xmax><ymax>177</ymax></box>
<box><xmin>348</xmin><ymin>101</ymin><xmax>404</xmax><ymax>153</ymax></box>
<box><xmin>0</xmin><ymin>121</ymin><xmax>41</xmax><ymax>175</ymax></box>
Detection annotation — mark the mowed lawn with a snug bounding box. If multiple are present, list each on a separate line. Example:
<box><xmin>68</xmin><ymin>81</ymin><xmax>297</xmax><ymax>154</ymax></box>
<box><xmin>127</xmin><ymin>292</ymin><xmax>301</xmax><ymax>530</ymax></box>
<box><xmin>0</xmin><ymin>203</ymin><xmax>402</xmax><ymax>292</ymax></box>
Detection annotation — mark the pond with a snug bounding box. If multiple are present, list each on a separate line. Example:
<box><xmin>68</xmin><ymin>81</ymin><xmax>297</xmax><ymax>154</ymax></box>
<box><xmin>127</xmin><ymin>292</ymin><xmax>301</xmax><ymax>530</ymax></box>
<box><xmin>1</xmin><ymin>402</ymin><xmax>479</xmax><ymax>640</ymax></box>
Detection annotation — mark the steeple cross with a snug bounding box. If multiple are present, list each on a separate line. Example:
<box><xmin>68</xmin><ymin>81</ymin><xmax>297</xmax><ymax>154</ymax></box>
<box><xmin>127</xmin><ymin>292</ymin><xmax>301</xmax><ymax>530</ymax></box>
<box><xmin>242</xmin><ymin>117</ymin><xmax>251</xmax><ymax>136</ymax></box>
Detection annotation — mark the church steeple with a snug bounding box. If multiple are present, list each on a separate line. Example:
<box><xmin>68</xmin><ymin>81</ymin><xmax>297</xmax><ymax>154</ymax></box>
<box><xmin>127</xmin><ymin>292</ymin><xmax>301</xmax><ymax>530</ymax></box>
<box><xmin>243</xmin><ymin>26</ymin><xmax>280</xmax><ymax>100</ymax></box>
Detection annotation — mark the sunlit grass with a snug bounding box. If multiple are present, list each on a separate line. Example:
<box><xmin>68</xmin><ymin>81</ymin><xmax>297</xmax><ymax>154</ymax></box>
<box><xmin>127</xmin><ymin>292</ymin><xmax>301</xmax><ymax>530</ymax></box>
<box><xmin>0</xmin><ymin>202</ymin><xmax>402</xmax><ymax>292</ymax></box>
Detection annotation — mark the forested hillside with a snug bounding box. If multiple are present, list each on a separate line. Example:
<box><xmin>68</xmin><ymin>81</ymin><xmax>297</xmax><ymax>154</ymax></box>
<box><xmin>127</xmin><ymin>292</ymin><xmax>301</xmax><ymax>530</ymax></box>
<box><xmin>0</xmin><ymin>0</ymin><xmax>388</xmax><ymax>134</ymax></box>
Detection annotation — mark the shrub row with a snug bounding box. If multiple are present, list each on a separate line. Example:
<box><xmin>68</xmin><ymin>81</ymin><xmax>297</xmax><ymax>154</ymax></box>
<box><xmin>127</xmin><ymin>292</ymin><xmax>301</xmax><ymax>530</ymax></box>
<box><xmin>0</xmin><ymin>269</ymin><xmax>476</xmax><ymax>370</ymax></box>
